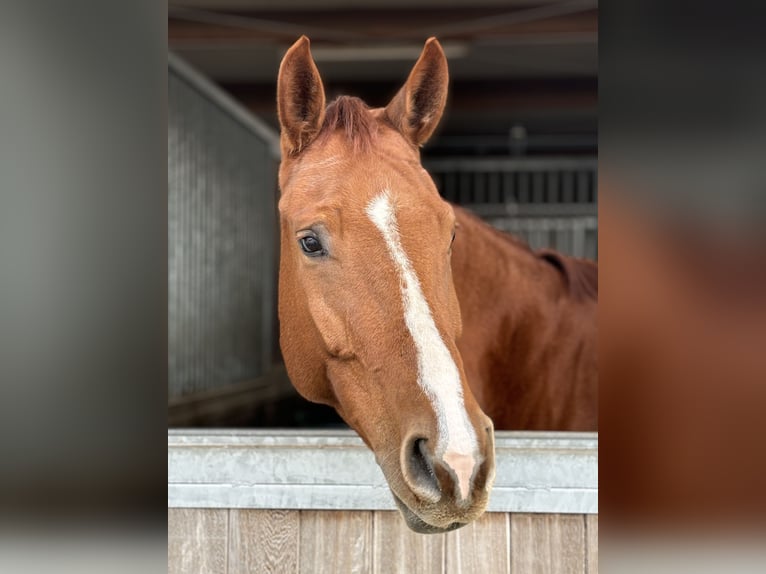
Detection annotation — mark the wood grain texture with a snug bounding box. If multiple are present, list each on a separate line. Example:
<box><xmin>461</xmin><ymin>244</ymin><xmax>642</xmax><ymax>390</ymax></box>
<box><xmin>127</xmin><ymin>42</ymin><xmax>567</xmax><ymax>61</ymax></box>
<box><xmin>168</xmin><ymin>508</ymin><xmax>228</xmax><ymax>574</ymax></box>
<box><xmin>165</xmin><ymin>507</ymin><xmax>594</xmax><ymax>574</ymax></box>
<box><xmin>445</xmin><ymin>512</ymin><xmax>510</xmax><ymax>574</ymax></box>
<box><xmin>585</xmin><ymin>515</ymin><xmax>598</xmax><ymax>574</ymax></box>
<box><xmin>229</xmin><ymin>509</ymin><xmax>299</xmax><ymax>574</ymax></box>
<box><xmin>299</xmin><ymin>510</ymin><xmax>373</xmax><ymax>574</ymax></box>
<box><xmin>372</xmin><ymin>511</ymin><xmax>445</xmax><ymax>574</ymax></box>
<box><xmin>511</xmin><ymin>514</ymin><xmax>585</xmax><ymax>574</ymax></box>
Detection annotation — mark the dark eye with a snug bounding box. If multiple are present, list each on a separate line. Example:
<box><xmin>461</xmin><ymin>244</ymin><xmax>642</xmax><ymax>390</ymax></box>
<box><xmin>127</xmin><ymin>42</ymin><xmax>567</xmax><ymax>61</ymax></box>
<box><xmin>450</xmin><ymin>230</ymin><xmax>456</xmax><ymax>248</ymax></box>
<box><xmin>299</xmin><ymin>235</ymin><xmax>324</xmax><ymax>256</ymax></box>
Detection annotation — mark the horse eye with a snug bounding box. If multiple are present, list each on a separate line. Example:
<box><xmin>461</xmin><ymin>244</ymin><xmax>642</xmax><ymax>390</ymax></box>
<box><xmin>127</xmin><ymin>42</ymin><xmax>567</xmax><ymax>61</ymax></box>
<box><xmin>299</xmin><ymin>235</ymin><xmax>324</xmax><ymax>256</ymax></box>
<box><xmin>450</xmin><ymin>230</ymin><xmax>456</xmax><ymax>247</ymax></box>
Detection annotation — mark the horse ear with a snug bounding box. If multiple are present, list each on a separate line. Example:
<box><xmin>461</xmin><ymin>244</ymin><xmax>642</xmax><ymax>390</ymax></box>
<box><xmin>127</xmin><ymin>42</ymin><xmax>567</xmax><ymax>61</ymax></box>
<box><xmin>277</xmin><ymin>36</ymin><xmax>326</xmax><ymax>156</ymax></box>
<box><xmin>385</xmin><ymin>37</ymin><xmax>449</xmax><ymax>147</ymax></box>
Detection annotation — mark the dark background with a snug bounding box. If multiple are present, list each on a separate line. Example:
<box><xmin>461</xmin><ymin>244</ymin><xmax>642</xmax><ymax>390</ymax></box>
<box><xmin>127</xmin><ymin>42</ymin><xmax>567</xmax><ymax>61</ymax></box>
<box><xmin>169</xmin><ymin>0</ymin><xmax>597</xmax><ymax>158</ymax></box>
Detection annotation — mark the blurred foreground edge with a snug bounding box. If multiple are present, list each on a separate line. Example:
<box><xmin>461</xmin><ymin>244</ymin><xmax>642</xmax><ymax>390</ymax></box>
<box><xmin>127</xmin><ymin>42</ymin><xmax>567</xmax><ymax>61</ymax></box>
<box><xmin>600</xmin><ymin>181</ymin><xmax>766</xmax><ymax>532</ymax></box>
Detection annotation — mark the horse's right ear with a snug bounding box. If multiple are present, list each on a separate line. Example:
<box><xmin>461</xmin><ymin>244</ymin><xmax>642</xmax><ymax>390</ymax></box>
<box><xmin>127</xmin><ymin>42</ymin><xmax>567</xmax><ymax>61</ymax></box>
<box><xmin>277</xmin><ymin>36</ymin><xmax>326</xmax><ymax>156</ymax></box>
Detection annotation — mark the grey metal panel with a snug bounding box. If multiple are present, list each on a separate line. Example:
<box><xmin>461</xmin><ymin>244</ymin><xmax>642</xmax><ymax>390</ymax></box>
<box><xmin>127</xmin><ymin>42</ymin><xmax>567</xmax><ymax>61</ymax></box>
<box><xmin>168</xmin><ymin>55</ymin><xmax>279</xmax><ymax>399</ymax></box>
<box><xmin>425</xmin><ymin>157</ymin><xmax>598</xmax><ymax>259</ymax></box>
<box><xmin>167</xmin><ymin>430</ymin><xmax>598</xmax><ymax>514</ymax></box>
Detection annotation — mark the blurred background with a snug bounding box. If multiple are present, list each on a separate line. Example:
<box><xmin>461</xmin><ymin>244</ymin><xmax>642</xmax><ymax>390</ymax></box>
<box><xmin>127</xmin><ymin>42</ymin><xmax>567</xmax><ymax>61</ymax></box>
<box><xmin>4</xmin><ymin>2</ymin><xmax>766</xmax><ymax>571</ymax></box>
<box><xmin>167</xmin><ymin>0</ymin><xmax>598</xmax><ymax>428</ymax></box>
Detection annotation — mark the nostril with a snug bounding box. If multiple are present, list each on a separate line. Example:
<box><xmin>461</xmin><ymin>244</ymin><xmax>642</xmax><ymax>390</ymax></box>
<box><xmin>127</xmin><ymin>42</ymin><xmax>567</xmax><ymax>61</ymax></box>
<box><xmin>411</xmin><ymin>438</ymin><xmax>435</xmax><ymax>484</ymax></box>
<box><xmin>404</xmin><ymin>438</ymin><xmax>441</xmax><ymax>502</ymax></box>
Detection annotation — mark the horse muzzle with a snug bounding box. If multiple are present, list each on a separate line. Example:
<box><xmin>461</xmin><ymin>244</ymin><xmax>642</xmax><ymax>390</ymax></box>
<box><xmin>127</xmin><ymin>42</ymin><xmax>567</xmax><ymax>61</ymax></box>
<box><xmin>385</xmin><ymin>422</ymin><xmax>496</xmax><ymax>533</ymax></box>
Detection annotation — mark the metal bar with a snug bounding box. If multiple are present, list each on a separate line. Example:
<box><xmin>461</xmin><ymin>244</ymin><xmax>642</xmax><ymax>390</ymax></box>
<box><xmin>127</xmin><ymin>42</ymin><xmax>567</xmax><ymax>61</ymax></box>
<box><xmin>423</xmin><ymin>0</ymin><xmax>598</xmax><ymax>37</ymax></box>
<box><xmin>168</xmin><ymin>430</ymin><xmax>598</xmax><ymax>514</ymax></box>
<box><xmin>168</xmin><ymin>51</ymin><xmax>281</xmax><ymax>158</ymax></box>
<box><xmin>462</xmin><ymin>203</ymin><xmax>597</xmax><ymax>218</ymax></box>
<box><xmin>425</xmin><ymin>157</ymin><xmax>597</xmax><ymax>173</ymax></box>
<box><xmin>169</xmin><ymin>5</ymin><xmax>369</xmax><ymax>43</ymax></box>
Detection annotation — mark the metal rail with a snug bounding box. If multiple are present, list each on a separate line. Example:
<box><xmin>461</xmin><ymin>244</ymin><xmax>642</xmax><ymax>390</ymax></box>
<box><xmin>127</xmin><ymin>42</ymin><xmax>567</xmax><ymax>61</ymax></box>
<box><xmin>168</xmin><ymin>430</ymin><xmax>598</xmax><ymax>514</ymax></box>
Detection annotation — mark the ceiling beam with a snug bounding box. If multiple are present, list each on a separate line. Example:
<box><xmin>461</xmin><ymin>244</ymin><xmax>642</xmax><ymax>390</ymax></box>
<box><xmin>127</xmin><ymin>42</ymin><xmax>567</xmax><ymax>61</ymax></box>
<box><xmin>169</xmin><ymin>7</ymin><xmax>597</xmax><ymax>44</ymax></box>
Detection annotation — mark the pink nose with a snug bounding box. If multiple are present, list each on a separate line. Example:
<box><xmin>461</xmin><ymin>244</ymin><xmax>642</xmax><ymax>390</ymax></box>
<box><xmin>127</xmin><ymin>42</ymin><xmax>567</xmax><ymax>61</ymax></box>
<box><xmin>442</xmin><ymin>450</ymin><xmax>476</xmax><ymax>500</ymax></box>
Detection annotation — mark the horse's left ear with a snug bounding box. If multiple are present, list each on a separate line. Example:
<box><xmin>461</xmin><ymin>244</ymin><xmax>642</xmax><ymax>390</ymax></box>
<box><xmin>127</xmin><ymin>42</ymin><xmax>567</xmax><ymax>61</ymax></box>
<box><xmin>385</xmin><ymin>37</ymin><xmax>449</xmax><ymax>147</ymax></box>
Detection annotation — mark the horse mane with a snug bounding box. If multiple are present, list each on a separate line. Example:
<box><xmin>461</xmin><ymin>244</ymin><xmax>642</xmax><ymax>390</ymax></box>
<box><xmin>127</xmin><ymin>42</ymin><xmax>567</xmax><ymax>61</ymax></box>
<box><xmin>537</xmin><ymin>249</ymin><xmax>598</xmax><ymax>301</ymax></box>
<box><xmin>317</xmin><ymin>95</ymin><xmax>378</xmax><ymax>151</ymax></box>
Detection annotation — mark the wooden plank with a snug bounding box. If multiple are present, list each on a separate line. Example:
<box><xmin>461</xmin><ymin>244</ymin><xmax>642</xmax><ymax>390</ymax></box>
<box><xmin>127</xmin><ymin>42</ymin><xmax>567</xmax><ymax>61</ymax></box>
<box><xmin>372</xmin><ymin>511</ymin><xmax>445</xmax><ymax>574</ymax></box>
<box><xmin>299</xmin><ymin>510</ymin><xmax>373</xmax><ymax>574</ymax></box>
<box><xmin>511</xmin><ymin>514</ymin><xmax>585</xmax><ymax>574</ymax></box>
<box><xmin>445</xmin><ymin>512</ymin><xmax>510</xmax><ymax>574</ymax></box>
<box><xmin>168</xmin><ymin>508</ymin><xmax>228</xmax><ymax>574</ymax></box>
<box><xmin>585</xmin><ymin>515</ymin><xmax>598</xmax><ymax>574</ymax></box>
<box><xmin>229</xmin><ymin>509</ymin><xmax>299</xmax><ymax>574</ymax></box>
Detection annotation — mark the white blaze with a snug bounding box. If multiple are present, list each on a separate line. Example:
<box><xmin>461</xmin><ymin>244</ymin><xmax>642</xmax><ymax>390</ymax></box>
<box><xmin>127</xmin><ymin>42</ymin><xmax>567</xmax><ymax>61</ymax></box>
<box><xmin>366</xmin><ymin>191</ymin><xmax>477</xmax><ymax>499</ymax></box>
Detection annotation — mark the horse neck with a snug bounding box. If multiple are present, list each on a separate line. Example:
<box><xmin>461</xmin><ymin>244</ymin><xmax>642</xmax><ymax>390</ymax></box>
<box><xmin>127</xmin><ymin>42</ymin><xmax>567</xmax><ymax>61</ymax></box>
<box><xmin>451</xmin><ymin>206</ymin><xmax>564</xmax><ymax>324</ymax></box>
<box><xmin>451</xmin><ymin>207</ymin><xmax>572</xmax><ymax>386</ymax></box>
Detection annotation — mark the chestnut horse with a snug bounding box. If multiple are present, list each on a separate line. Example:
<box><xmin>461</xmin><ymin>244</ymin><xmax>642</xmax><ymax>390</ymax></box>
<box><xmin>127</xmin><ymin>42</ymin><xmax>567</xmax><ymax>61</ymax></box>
<box><xmin>276</xmin><ymin>36</ymin><xmax>597</xmax><ymax>533</ymax></box>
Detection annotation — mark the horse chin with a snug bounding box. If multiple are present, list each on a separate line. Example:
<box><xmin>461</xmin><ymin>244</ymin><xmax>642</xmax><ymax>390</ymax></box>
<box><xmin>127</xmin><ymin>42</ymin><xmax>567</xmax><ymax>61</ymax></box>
<box><xmin>390</xmin><ymin>492</ymin><xmax>467</xmax><ymax>534</ymax></box>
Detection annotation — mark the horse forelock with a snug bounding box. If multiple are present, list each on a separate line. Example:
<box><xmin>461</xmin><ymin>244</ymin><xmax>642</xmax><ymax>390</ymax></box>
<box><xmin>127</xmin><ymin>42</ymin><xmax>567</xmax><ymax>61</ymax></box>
<box><xmin>316</xmin><ymin>95</ymin><xmax>378</xmax><ymax>152</ymax></box>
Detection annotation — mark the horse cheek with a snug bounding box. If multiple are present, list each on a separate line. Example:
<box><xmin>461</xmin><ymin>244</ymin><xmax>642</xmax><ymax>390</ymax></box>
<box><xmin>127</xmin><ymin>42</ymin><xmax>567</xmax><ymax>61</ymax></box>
<box><xmin>306</xmin><ymin>293</ymin><xmax>354</xmax><ymax>360</ymax></box>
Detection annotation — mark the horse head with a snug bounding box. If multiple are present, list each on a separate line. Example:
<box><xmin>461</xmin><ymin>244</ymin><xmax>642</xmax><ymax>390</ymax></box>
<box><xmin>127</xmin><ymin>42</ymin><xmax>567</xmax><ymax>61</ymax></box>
<box><xmin>276</xmin><ymin>36</ymin><xmax>495</xmax><ymax>533</ymax></box>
